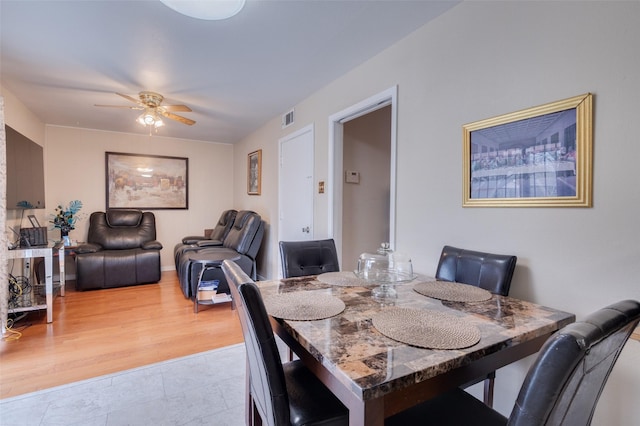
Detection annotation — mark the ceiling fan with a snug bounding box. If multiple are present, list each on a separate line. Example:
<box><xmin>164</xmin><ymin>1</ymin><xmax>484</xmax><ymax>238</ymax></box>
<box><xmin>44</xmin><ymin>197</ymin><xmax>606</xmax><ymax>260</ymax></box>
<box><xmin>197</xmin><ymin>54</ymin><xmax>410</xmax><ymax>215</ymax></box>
<box><xmin>95</xmin><ymin>91</ymin><xmax>196</xmax><ymax>128</ymax></box>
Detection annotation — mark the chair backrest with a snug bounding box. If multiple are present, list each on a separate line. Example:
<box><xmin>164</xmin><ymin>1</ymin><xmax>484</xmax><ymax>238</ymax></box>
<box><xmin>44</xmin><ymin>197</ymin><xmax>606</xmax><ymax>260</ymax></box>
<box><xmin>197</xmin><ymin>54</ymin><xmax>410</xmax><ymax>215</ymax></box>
<box><xmin>208</xmin><ymin>209</ymin><xmax>237</xmax><ymax>241</ymax></box>
<box><xmin>279</xmin><ymin>239</ymin><xmax>340</xmax><ymax>278</ymax></box>
<box><xmin>508</xmin><ymin>299</ymin><xmax>640</xmax><ymax>426</ymax></box>
<box><xmin>87</xmin><ymin>209</ymin><xmax>157</xmax><ymax>250</ymax></box>
<box><xmin>223</xmin><ymin>210</ymin><xmax>264</xmax><ymax>258</ymax></box>
<box><xmin>222</xmin><ymin>259</ymin><xmax>290</xmax><ymax>426</ymax></box>
<box><xmin>435</xmin><ymin>245</ymin><xmax>517</xmax><ymax>296</ymax></box>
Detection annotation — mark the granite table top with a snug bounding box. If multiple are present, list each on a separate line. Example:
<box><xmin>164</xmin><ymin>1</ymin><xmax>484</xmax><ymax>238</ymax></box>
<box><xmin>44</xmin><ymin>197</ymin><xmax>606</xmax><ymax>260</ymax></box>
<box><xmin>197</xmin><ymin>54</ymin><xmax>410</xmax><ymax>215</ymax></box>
<box><xmin>257</xmin><ymin>274</ymin><xmax>575</xmax><ymax>403</ymax></box>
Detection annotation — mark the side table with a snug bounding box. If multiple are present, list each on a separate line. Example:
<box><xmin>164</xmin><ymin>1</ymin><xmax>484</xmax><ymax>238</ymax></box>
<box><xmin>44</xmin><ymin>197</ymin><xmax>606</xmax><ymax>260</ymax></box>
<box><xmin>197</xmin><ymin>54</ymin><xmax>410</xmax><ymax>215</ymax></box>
<box><xmin>188</xmin><ymin>253</ymin><xmax>240</xmax><ymax>313</ymax></box>
<box><xmin>6</xmin><ymin>242</ymin><xmax>64</xmax><ymax>323</ymax></box>
<box><xmin>34</xmin><ymin>244</ymin><xmax>77</xmax><ymax>296</ymax></box>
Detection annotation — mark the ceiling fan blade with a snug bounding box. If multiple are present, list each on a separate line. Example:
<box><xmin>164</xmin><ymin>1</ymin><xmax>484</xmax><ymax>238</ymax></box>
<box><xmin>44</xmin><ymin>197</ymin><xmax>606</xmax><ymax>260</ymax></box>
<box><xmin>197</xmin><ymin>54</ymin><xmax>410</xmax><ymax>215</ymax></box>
<box><xmin>94</xmin><ymin>104</ymin><xmax>143</xmax><ymax>110</ymax></box>
<box><xmin>161</xmin><ymin>111</ymin><xmax>196</xmax><ymax>126</ymax></box>
<box><xmin>162</xmin><ymin>104</ymin><xmax>192</xmax><ymax>112</ymax></box>
<box><xmin>116</xmin><ymin>92</ymin><xmax>142</xmax><ymax>104</ymax></box>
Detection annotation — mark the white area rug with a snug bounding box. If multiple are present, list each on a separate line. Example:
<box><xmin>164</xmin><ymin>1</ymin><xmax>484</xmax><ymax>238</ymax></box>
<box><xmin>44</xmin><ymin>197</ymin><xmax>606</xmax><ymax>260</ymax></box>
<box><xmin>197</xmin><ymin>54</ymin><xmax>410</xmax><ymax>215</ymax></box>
<box><xmin>0</xmin><ymin>344</ymin><xmax>246</xmax><ymax>426</ymax></box>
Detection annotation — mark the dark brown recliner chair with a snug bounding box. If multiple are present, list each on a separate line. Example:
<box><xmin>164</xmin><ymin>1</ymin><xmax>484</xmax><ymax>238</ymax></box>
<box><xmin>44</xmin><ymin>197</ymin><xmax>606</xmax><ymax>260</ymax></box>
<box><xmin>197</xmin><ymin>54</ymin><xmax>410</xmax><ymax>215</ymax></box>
<box><xmin>173</xmin><ymin>209</ymin><xmax>237</xmax><ymax>269</ymax></box>
<box><xmin>75</xmin><ymin>210</ymin><xmax>162</xmax><ymax>290</ymax></box>
<box><xmin>176</xmin><ymin>210</ymin><xmax>265</xmax><ymax>299</ymax></box>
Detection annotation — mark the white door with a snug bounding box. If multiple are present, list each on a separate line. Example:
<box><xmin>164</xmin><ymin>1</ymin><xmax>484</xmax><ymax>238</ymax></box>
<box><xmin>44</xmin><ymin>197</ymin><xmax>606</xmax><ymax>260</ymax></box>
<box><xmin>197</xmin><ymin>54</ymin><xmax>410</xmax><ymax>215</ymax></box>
<box><xmin>279</xmin><ymin>124</ymin><xmax>314</xmax><ymax>245</ymax></box>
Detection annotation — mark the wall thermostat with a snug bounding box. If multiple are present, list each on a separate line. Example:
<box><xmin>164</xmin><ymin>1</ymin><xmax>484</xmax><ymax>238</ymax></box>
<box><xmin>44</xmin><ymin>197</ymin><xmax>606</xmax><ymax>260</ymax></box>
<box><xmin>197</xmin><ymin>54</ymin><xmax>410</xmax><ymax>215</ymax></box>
<box><xmin>345</xmin><ymin>170</ymin><xmax>360</xmax><ymax>184</ymax></box>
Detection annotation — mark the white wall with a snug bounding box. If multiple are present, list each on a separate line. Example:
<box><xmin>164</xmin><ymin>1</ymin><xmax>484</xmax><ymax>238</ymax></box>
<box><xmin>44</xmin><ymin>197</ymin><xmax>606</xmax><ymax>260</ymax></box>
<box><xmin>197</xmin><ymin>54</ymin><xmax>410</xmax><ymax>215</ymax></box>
<box><xmin>1</xmin><ymin>86</ymin><xmax>47</xmax><ymax>232</ymax></box>
<box><xmin>233</xmin><ymin>2</ymin><xmax>640</xmax><ymax>423</ymax></box>
<box><xmin>0</xmin><ymin>86</ymin><xmax>45</xmax><ymax>147</ymax></box>
<box><xmin>2</xmin><ymin>86</ymin><xmax>236</xmax><ymax>272</ymax></box>
<box><xmin>44</xmin><ymin>126</ymin><xmax>234</xmax><ymax>270</ymax></box>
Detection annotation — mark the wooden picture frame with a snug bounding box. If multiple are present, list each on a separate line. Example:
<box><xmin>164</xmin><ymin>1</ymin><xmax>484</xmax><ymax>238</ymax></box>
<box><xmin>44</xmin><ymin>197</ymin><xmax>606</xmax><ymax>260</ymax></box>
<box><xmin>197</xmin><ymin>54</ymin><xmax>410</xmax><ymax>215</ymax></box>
<box><xmin>248</xmin><ymin>149</ymin><xmax>262</xmax><ymax>195</ymax></box>
<box><xmin>106</xmin><ymin>152</ymin><xmax>188</xmax><ymax>209</ymax></box>
<box><xmin>463</xmin><ymin>93</ymin><xmax>593</xmax><ymax>207</ymax></box>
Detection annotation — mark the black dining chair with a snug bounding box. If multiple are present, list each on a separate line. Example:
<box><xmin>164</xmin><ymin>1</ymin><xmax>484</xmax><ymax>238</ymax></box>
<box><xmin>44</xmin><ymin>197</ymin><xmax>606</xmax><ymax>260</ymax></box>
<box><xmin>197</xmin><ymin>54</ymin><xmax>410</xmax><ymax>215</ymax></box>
<box><xmin>436</xmin><ymin>245</ymin><xmax>518</xmax><ymax>406</ymax></box>
<box><xmin>386</xmin><ymin>299</ymin><xmax>640</xmax><ymax>426</ymax></box>
<box><xmin>279</xmin><ymin>239</ymin><xmax>340</xmax><ymax>278</ymax></box>
<box><xmin>278</xmin><ymin>238</ymin><xmax>340</xmax><ymax>361</ymax></box>
<box><xmin>222</xmin><ymin>259</ymin><xmax>349</xmax><ymax>426</ymax></box>
<box><xmin>435</xmin><ymin>245</ymin><xmax>517</xmax><ymax>296</ymax></box>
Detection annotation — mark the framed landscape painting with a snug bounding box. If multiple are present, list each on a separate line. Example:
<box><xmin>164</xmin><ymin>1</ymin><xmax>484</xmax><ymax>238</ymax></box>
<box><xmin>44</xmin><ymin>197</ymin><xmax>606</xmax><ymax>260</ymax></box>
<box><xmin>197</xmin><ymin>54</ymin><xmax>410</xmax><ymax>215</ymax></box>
<box><xmin>106</xmin><ymin>152</ymin><xmax>188</xmax><ymax>209</ymax></box>
<box><xmin>463</xmin><ymin>93</ymin><xmax>593</xmax><ymax>207</ymax></box>
<box><xmin>247</xmin><ymin>149</ymin><xmax>262</xmax><ymax>195</ymax></box>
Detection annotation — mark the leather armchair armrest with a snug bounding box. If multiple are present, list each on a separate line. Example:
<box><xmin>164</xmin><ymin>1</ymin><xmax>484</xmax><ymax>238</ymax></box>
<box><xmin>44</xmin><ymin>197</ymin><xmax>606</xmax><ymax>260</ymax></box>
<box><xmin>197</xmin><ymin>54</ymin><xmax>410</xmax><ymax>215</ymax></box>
<box><xmin>182</xmin><ymin>235</ymin><xmax>208</xmax><ymax>244</ymax></box>
<box><xmin>143</xmin><ymin>240</ymin><xmax>163</xmax><ymax>250</ymax></box>
<box><xmin>196</xmin><ymin>239</ymin><xmax>223</xmax><ymax>247</ymax></box>
<box><xmin>76</xmin><ymin>243</ymin><xmax>102</xmax><ymax>254</ymax></box>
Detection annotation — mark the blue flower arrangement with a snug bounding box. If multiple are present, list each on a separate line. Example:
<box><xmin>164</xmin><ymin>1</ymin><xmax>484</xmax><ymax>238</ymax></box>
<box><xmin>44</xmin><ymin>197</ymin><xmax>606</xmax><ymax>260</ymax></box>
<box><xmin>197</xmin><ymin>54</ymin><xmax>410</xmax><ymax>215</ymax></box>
<box><xmin>50</xmin><ymin>200</ymin><xmax>83</xmax><ymax>234</ymax></box>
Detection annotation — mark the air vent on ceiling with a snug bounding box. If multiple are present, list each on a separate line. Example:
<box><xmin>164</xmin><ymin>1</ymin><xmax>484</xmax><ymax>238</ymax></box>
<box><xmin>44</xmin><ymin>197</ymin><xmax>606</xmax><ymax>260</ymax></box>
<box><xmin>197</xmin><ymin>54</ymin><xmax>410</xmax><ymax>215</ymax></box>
<box><xmin>282</xmin><ymin>109</ymin><xmax>295</xmax><ymax>129</ymax></box>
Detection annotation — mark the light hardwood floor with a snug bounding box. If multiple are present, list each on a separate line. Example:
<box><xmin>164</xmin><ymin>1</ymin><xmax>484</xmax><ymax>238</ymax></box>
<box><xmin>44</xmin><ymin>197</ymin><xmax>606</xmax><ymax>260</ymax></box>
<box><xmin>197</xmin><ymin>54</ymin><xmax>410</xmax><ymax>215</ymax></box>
<box><xmin>0</xmin><ymin>271</ymin><xmax>243</xmax><ymax>399</ymax></box>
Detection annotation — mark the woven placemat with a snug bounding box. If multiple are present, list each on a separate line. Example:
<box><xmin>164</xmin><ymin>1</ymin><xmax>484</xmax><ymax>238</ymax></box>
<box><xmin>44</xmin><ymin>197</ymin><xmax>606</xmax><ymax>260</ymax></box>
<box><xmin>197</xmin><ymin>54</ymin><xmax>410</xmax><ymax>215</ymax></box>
<box><xmin>413</xmin><ymin>280</ymin><xmax>492</xmax><ymax>302</ymax></box>
<box><xmin>372</xmin><ymin>307</ymin><xmax>481</xmax><ymax>349</ymax></box>
<box><xmin>264</xmin><ymin>292</ymin><xmax>345</xmax><ymax>321</ymax></box>
<box><xmin>317</xmin><ymin>271</ymin><xmax>371</xmax><ymax>287</ymax></box>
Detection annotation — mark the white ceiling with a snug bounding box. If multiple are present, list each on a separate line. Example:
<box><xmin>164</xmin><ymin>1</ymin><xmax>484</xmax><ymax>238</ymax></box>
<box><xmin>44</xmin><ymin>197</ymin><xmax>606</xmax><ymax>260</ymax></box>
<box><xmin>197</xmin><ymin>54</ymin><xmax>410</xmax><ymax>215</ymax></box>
<box><xmin>1</xmin><ymin>0</ymin><xmax>459</xmax><ymax>143</ymax></box>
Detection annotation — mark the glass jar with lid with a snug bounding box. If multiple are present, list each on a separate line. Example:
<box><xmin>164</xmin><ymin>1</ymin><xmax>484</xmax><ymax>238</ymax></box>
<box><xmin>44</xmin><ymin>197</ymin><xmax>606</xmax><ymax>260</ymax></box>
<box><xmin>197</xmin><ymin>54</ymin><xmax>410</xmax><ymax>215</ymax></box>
<box><xmin>355</xmin><ymin>243</ymin><xmax>415</xmax><ymax>300</ymax></box>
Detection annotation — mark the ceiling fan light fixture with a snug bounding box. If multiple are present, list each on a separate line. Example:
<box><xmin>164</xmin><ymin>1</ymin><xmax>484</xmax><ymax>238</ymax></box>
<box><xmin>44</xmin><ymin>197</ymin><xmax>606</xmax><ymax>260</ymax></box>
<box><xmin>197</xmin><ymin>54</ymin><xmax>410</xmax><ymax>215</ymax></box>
<box><xmin>144</xmin><ymin>113</ymin><xmax>156</xmax><ymax>125</ymax></box>
<box><xmin>137</xmin><ymin>110</ymin><xmax>163</xmax><ymax>130</ymax></box>
<box><xmin>98</xmin><ymin>91</ymin><xmax>195</xmax><ymax>130</ymax></box>
<box><xmin>160</xmin><ymin>0</ymin><xmax>246</xmax><ymax>21</ymax></box>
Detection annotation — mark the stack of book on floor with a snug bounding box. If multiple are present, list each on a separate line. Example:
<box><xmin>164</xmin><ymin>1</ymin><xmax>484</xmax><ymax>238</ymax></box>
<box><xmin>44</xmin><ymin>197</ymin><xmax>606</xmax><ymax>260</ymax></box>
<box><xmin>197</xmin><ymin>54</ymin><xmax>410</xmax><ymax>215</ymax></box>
<box><xmin>197</xmin><ymin>280</ymin><xmax>232</xmax><ymax>304</ymax></box>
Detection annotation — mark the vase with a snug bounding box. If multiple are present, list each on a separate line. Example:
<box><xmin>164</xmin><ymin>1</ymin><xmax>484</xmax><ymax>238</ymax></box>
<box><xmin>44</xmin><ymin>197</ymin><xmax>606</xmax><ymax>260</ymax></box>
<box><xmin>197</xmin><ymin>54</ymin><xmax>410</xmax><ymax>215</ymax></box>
<box><xmin>61</xmin><ymin>230</ymin><xmax>71</xmax><ymax>247</ymax></box>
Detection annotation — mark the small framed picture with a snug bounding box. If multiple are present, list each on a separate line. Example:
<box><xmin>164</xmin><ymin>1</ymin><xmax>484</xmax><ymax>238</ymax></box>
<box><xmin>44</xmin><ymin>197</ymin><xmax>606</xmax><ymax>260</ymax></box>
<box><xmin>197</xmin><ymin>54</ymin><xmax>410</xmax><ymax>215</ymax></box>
<box><xmin>248</xmin><ymin>149</ymin><xmax>262</xmax><ymax>195</ymax></box>
<box><xmin>28</xmin><ymin>214</ymin><xmax>41</xmax><ymax>227</ymax></box>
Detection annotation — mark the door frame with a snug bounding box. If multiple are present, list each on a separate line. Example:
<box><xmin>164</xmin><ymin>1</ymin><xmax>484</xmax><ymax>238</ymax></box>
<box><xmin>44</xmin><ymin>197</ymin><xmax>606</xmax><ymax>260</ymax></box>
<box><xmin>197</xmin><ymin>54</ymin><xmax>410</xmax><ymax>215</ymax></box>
<box><xmin>328</xmin><ymin>86</ymin><xmax>398</xmax><ymax>262</ymax></box>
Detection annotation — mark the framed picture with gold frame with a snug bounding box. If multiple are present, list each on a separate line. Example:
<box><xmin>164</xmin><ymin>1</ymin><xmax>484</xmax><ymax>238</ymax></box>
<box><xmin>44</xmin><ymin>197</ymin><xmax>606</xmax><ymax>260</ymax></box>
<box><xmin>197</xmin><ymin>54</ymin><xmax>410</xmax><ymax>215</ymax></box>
<box><xmin>463</xmin><ymin>93</ymin><xmax>593</xmax><ymax>207</ymax></box>
<box><xmin>106</xmin><ymin>152</ymin><xmax>188</xmax><ymax>209</ymax></box>
<box><xmin>247</xmin><ymin>149</ymin><xmax>262</xmax><ymax>195</ymax></box>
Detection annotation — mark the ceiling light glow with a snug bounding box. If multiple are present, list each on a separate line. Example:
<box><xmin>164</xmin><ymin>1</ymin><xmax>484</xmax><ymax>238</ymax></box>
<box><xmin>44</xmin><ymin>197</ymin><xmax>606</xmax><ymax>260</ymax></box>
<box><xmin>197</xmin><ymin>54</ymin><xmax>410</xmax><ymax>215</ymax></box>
<box><xmin>160</xmin><ymin>0</ymin><xmax>246</xmax><ymax>21</ymax></box>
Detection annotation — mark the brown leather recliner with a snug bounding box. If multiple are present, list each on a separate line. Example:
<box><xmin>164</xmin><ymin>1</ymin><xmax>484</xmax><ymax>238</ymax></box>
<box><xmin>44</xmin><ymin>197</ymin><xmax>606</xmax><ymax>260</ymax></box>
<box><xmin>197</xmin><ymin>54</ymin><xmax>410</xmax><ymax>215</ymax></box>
<box><xmin>176</xmin><ymin>210</ymin><xmax>265</xmax><ymax>299</ymax></box>
<box><xmin>173</xmin><ymin>209</ymin><xmax>237</xmax><ymax>269</ymax></box>
<box><xmin>75</xmin><ymin>209</ymin><xmax>163</xmax><ymax>290</ymax></box>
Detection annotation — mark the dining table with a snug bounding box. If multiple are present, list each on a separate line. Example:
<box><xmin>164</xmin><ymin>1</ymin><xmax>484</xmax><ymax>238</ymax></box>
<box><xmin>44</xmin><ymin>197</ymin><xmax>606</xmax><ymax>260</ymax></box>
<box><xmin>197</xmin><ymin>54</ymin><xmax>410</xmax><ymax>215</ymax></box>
<box><xmin>255</xmin><ymin>272</ymin><xmax>575</xmax><ymax>426</ymax></box>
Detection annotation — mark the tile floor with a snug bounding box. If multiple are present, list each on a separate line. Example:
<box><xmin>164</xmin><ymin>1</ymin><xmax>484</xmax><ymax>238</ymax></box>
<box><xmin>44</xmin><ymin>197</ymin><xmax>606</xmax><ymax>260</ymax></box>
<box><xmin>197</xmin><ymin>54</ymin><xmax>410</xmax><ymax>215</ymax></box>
<box><xmin>2</xmin><ymin>339</ymin><xmax>637</xmax><ymax>425</ymax></box>
<box><xmin>0</xmin><ymin>344</ymin><xmax>246</xmax><ymax>426</ymax></box>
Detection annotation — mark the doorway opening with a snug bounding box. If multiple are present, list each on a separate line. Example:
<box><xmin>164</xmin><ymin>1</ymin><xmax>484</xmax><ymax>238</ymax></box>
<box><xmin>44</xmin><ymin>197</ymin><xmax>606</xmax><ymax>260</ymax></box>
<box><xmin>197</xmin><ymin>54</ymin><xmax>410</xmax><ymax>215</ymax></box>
<box><xmin>328</xmin><ymin>86</ymin><xmax>397</xmax><ymax>269</ymax></box>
